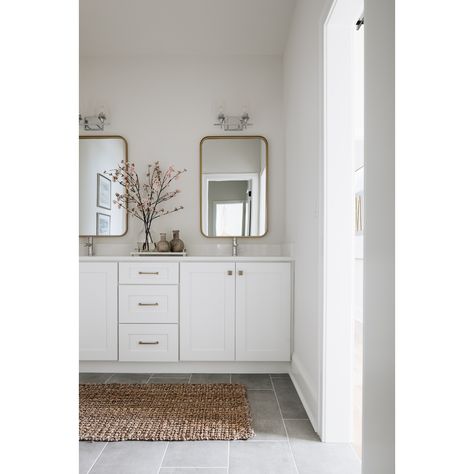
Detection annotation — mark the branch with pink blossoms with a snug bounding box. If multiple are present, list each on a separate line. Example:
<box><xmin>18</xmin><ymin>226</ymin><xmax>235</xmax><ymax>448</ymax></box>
<box><xmin>104</xmin><ymin>160</ymin><xmax>187</xmax><ymax>250</ymax></box>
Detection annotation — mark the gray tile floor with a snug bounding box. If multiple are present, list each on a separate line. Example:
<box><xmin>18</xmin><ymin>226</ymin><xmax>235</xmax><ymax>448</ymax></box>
<box><xmin>79</xmin><ymin>373</ymin><xmax>360</xmax><ymax>474</ymax></box>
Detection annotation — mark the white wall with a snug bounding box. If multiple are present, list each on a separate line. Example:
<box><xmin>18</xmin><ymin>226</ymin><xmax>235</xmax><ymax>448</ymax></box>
<box><xmin>362</xmin><ymin>0</ymin><xmax>395</xmax><ymax>472</ymax></box>
<box><xmin>283</xmin><ymin>0</ymin><xmax>329</xmax><ymax>431</ymax></box>
<box><xmin>79</xmin><ymin>54</ymin><xmax>285</xmax><ymax>254</ymax></box>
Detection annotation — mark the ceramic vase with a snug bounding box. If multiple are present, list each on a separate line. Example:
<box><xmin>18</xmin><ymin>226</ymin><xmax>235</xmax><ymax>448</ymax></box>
<box><xmin>170</xmin><ymin>230</ymin><xmax>184</xmax><ymax>252</ymax></box>
<box><xmin>155</xmin><ymin>233</ymin><xmax>170</xmax><ymax>252</ymax></box>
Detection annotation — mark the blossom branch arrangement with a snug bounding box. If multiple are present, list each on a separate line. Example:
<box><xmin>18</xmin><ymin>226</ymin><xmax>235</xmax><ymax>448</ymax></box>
<box><xmin>104</xmin><ymin>161</ymin><xmax>187</xmax><ymax>251</ymax></box>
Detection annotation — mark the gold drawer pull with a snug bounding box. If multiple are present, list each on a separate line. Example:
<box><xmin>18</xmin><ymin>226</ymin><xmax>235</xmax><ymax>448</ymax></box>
<box><xmin>238</xmin><ymin>270</ymin><xmax>243</xmax><ymax>276</ymax></box>
<box><xmin>138</xmin><ymin>271</ymin><xmax>159</xmax><ymax>275</ymax></box>
<box><xmin>138</xmin><ymin>341</ymin><xmax>160</xmax><ymax>345</ymax></box>
<box><xmin>138</xmin><ymin>302</ymin><xmax>159</xmax><ymax>306</ymax></box>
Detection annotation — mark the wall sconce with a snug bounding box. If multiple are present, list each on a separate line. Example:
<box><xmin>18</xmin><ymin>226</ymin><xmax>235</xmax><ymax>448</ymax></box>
<box><xmin>79</xmin><ymin>111</ymin><xmax>108</xmax><ymax>131</ymax></box>
<box><xmin>214</xmin><ymin>110</ymin><xmax>252</xmax><ymax>131</ymax></box>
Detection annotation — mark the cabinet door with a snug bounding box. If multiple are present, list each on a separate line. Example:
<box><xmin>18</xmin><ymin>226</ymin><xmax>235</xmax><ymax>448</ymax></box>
<box><xmin>236</xmin><ymin>262</ymin><xmax>291</xmax><ymax>361</ymax></box>
<box><xmin>79</xmin><ymin>262</ymin><xmax>118</xmax><ymax>360</ymax></box>
<box><xmin>180</xmin><ymin>262</ymin><xmax>235</xmax><ymax>361</ymax></box>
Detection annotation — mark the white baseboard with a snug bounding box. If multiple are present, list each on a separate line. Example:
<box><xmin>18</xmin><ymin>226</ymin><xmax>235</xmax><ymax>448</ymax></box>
<box><xmin>290</xmin><ymin>353</ymin><xmax>319</xmax><ymax>435</ymax></box>
<box><xmin>80</xmin><ymin>360</ymin><xmax>291</xmax><ymax>374</ymax></box>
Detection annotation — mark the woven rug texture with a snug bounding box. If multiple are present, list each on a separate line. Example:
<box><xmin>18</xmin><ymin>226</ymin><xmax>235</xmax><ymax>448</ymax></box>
<box><xmin>79</xmin><ymin>383</ymin><xmax>255</xmax><ymax>441</ymax></box>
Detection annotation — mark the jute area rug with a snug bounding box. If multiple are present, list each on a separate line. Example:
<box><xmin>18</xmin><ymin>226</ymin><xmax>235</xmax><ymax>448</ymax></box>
<box><xmin>79</xmin><ymin>383</ymin><xmax>255</xmax><ymax>441</ymax></box>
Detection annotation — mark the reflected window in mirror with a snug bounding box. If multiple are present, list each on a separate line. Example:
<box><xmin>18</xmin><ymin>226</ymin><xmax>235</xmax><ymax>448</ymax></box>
<box><xmin>79</xmin><ymin>136</ymin><xmax>128</xmax><ymax>237</ymax></box>
<box><xmin>200</xmin><ymin>136</ymin><xmax>267</xmax><ymax>237</ymax></box>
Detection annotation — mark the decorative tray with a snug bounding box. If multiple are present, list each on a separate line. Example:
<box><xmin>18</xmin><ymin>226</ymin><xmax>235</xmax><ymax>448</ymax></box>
<box><xmin>130</xmin><ymin>251</ymin><xmax>187</xmax><ymax>257</ymax></box>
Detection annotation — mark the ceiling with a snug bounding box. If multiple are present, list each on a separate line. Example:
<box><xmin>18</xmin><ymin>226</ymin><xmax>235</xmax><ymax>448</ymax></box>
<box><xmin>80</xmin><ymin>0</ymin><xmax>297</xmax><ymax>57</ymax></box>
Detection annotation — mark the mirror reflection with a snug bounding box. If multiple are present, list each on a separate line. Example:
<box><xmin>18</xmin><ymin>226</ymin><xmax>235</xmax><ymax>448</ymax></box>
<box><xmin>79</xmin><ymin>136</ymin><xmax>128</xmax><ymax>236</ymax></box>
<box><xmin>201</xmin><ymin>136</ymin><xmax>267</xmax><ymax>237</ymax></box>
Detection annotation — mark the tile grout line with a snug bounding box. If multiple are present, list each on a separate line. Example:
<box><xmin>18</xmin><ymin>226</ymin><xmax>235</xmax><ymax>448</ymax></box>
<box><xmin>246</xmin><ymin>439</ymin><xmax>298</xmax><ymax>442</ymax></box>
<box><xmin>270</xmin><ymin>377</ymin><xmax>300</xmax><ymax>474</ymax></box>
<box><xmin>86</xmin><ymin>441</ymin><xmax>108</xmax><ymax>474</ymax></box>
<box><xmin>161</xmin><ymin>467</ymin><xmax>228</xmax><ymax>470</ymax></box>
<box><xmin>156</xmin><ymin>441</ymin><xmax>169</xmax><ymax>474</ymax></box>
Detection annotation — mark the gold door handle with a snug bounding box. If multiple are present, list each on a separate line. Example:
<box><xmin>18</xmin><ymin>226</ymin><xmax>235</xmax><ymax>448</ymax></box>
<box><xmin>138</xmin><ymin>302</ymin><xmax>159</xmax><ymax>306</ymax></box>
<box><xmin>138</xmin><ymin>271</ymin><xmax>159</xmax><ymax>275</ymax></box>
<box><xmin>227</xmin><ymin>270</ymin><xmax>233</xmax><ymax>275</ymax></box>
<box><xmin>238</xmin><ymin>270</ymin><xmax>244</xmax><ymax>276</ymax></box>
<box><xmin>138</xmin><ymin>341</ymin><xmax>160</xmax><ymax>345</ymax></box>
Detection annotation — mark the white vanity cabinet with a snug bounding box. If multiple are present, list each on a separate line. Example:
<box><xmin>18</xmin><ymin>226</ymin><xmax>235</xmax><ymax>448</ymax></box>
<box><xmin>236</xmin><ymin>263</ymin><xmax>291</xmax><ymax>361</ymax></box>
<box><xmin>79</xmin><ymin>257</ymin><xmax>293</xmax><ymax>365</ymax></box>
<box><xmin>79</xmin><ymin>262</ymin><xmax>118</xmax><ymax>360</ymax></box>
<box><xmin>180</xmin><ymin>262</ymin><xmax>236</xmax><ymax>361</ymax></box>
<box><xmin>180</xmin><ymin>261</ymin><xmax>291</xmax><ymax>362</ymax></box>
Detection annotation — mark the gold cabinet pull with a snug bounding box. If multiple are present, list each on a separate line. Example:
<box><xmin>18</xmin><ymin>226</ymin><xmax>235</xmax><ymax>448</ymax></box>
<box><xmin>138</xmin><ymin>341</ymin><xmax>160</xmax><ymax>345</ymax></box>
<box><xmin>227</xmin><ymin>270</ymin><xmax>233</xmax><ymax>275</ymax></box>
<box><xmin>138</xmin><ymin>302</ymin><xmax>159</xmax><ymax>306</ymax></box>
<box><xmin>238</xmin><ymin>270</ymin><xmax>244</xmax><ymax>276</ymax></box>
<box><xmin>138</xmin><ymin>271</ymin><xmax>159</xmax><ymax>275</ymax></box>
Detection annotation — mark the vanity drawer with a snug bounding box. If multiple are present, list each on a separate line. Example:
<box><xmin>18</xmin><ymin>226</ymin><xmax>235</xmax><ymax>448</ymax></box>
<box><xmin>119</xmin><ymin>262</ymin><xmax>179</xmax><ymax>285</ymax></box>
<box><xmin>119</xmin><ymin>324</ymin><xmax>178</xmax><ymax>361</ymax></box>
<box><xmin>119</xmin><ymin>285</ymin><xmax>178</xmax><ymax>324</ymax></box>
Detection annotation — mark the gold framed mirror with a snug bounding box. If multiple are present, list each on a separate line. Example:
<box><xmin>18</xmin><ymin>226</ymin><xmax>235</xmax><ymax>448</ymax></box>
<box><xmin>79</xmin><ymin>135</ymin><xmax>128</xmax><ymax>237</ymax></box>
<box><xmin>200</xmin><ymin>136</ymin><xmax>268</xmax><ymax>238</ymax></box>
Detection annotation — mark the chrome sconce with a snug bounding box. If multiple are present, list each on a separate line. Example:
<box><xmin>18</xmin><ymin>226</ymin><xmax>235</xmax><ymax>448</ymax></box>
<box><xmin>214</xmin><ymin>111</ymin><xmax>252</xmax><ymax>131</ymax></box>
<box><xmin>79</xmin><ymin>112</ymin><xmax>108</xmax><ymax>131</ymax></box>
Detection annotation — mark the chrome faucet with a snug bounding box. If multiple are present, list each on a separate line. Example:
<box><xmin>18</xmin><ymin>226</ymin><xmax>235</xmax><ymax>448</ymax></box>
<box><xmin>84</xmin><ymin>236</ymin><xmax>94</xmax><ymax>256</ymax></box>
<box><xmin>232</xmin><ymin>237</ymin><xmax>238</xmax><ymax>257</ymax></box>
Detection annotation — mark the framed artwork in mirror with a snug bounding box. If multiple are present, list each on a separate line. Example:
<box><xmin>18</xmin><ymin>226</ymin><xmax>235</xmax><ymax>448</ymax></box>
<box><xmin>96</xmin><ymin>212</ymin><xmax>111</xmax><ymax>235</ymax></box>
<box><xmin>97</xmin><ymin>173</ymin><xmax>111</xmax><ymax>210</ymax></box>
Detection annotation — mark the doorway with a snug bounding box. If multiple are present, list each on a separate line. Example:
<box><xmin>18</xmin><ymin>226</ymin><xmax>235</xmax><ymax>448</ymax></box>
<box><xmin>321</xmin><ymin>0</ymin><xmax>364</xmax><ymax>456</ymax></box>
<box><xmin>352</xmin><ymin>12</ymin><xmax>364</xmax><ymax>458</ymax></box>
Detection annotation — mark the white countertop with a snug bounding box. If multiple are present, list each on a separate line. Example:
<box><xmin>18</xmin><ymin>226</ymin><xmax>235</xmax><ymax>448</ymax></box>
<box><xmin>79</xmin><ymin>255</ymin><xmax>294</xmax><ymax>262</ymax></box>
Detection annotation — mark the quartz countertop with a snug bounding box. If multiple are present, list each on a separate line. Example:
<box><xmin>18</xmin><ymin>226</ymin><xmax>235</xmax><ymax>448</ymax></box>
<box><xmin>79</xmin><ymin>255</ymin><xmax>294</xmax><ymax>262</ymax></box>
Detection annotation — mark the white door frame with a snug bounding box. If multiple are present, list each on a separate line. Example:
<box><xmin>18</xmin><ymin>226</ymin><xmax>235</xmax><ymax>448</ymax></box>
<box><xmin>319</xmin><ymin>0</ymin><xmax>364</xmax><ymax>443</ymax></box>
<box><xmin>201</xmin><ymin>173</ymin><xmax>259</xmax><ymax>236</ymax></box>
